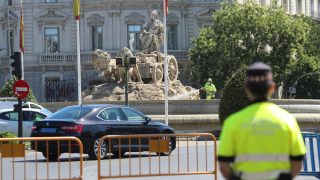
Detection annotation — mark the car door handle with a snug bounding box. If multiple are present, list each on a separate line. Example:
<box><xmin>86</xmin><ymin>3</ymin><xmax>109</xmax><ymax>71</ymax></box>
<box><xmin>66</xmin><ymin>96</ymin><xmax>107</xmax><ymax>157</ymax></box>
<box><xmin>106</xmin><ymin>126</ymin><xmax>111</xmax><ymax>130</ymax></box>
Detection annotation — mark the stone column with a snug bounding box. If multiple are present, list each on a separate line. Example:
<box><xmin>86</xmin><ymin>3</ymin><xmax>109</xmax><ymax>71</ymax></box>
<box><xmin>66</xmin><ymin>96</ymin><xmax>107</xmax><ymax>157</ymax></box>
<box><xmin>181</xmin><ymin>11</ymin><xmax>188</xmax><ymax>50</ymax></box>
<box><xmin>115</xmin><ymin>12</ymin><xmax>121</xmax><ymax>49</ymax></box>
<box><xmin>107</xmin><ymin>13</ymin><xmax>113</xmax><ymax>49</ymax></box>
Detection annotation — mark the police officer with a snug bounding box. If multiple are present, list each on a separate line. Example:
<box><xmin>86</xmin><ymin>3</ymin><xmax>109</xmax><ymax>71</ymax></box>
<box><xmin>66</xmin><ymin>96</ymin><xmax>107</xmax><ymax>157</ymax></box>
<box><xmin>202</xmin><ymin>78</ymin><xmax>217</xmax><ymax>99</ymax></box>
<box><xmin>218</xmin><ymin>62</ymin><xmax>306</xmax><ymax>180</ymax></box>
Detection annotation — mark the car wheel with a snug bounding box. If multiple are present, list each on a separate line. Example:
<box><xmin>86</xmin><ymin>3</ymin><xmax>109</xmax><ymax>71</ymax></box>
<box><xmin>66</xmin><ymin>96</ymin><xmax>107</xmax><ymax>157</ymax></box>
<box><xmin>42</xmin><ymin>151</ymin><xmax>61</xmax><ymax>161</ymax></box>
<box><xmin>88</xmin><ymin>138</ymin><xmax>108</xmax><ymax>160</ymax></box>
<box><xmin>112</xmin><ymin>151</ymin><xmax>126</xmax><ymax>158</ymax></box>
<box><xmin>156</xmin><ymin>136</ymin><xmax>175</xmax><ymax>156</ymax></box>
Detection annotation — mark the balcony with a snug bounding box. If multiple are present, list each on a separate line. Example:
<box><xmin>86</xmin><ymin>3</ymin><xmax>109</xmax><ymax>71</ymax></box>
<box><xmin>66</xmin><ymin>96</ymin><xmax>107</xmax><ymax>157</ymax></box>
<box><xmin>39</xmin><ymin>52</ymin><xmax>93</xmax><ymax>65</ymax></box>
<box><xmin>38</xmin><ymin>50</ymin><xmax>189</xmax><ymax>65</ymax></box>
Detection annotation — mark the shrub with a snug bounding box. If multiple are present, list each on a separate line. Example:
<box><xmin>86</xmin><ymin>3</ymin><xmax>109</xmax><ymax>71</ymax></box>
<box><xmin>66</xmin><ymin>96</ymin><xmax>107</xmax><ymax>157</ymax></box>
<box><xmin>0</xmin><ymin>77</ymin><xmax>37</xmax><ymax>102</ymax></box>
<box><xmin>0</xmin><ymin>132</ymin><xmax>18</xmax><ymax>145</ymax></box>
<box><xmin>219</xmin><ymin>66</ymin><xmax>250</xmax><ymax>125</ymax></box>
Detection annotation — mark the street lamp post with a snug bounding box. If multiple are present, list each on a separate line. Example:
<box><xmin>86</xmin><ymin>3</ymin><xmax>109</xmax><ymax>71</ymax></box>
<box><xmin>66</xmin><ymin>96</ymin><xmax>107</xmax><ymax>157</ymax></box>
<box><xmin>116</xmin><ymin>55</ymin><xmax>137</xmax><ymax>106</ymax></box>
<box><xmin>290</xmin><ymin>71</ymin><xmax>320</xmax><ymax>99</ymax></box>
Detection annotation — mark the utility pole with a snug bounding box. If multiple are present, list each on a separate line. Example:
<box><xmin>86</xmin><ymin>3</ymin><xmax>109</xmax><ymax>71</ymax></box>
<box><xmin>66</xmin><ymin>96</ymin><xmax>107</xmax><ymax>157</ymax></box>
<box><xmin>116</xmin><ymin>56</ymin><xmax>137</xmax><ymax>106</ymax></box>
<box><xmin>290</xmin><ymin>72</ymin><xmax>320</xmax><ymax>99</ymax></box>
<box><xmin>124</xmin><ymin>55</ymin><xmax>129</xmax><ymax>106</ymax></box>
<box><xmin>10</xmin><ymin>52</ymin><xmax>23</xmax><ymax>137</ymax></box>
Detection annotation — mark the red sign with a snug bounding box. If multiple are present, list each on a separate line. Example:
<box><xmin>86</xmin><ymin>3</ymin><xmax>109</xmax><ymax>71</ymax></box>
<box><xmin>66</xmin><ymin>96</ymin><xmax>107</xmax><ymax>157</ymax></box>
<box><xmin>13</xmin><ymin>80</ymin><xmax>30</xmax><ymax>100</ymax></box>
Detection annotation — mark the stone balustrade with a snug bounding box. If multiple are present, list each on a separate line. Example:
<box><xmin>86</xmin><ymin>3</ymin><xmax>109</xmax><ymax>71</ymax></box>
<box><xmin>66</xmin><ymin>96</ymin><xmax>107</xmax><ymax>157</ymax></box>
<box><xmin>37</xmin><ymin>50</ymin><xmax>189</xmax><ymax>65</ymax></box>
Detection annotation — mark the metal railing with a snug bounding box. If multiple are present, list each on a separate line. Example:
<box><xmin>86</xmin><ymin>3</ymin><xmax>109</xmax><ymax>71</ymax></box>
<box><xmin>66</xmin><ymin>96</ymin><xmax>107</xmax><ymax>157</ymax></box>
<box><xmin>0</xmin><ymin>137</ymin><xmax>83</xmax><ymax>180</ymax></box>
<box><xmin>97</xmin><ymin>133</ymin><xmax>217</xmax><ymax>180</ymax></box>
<box><xmin>39</xmin><ymin>52</ymin><xmax>93</xmax><ymax>65</ymax></box>
<box><xmin>38</xmin><ymin>50</ymin><xmax>188</xmax><ymax>65</ymax></box>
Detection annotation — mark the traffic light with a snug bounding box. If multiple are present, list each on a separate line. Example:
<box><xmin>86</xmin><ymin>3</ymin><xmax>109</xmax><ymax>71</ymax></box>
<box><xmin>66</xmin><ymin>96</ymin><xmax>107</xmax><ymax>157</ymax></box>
<box><xmin>10</xmin><ymin>52</ymin><xmax>22</xmax><ymax>79</ymax></box>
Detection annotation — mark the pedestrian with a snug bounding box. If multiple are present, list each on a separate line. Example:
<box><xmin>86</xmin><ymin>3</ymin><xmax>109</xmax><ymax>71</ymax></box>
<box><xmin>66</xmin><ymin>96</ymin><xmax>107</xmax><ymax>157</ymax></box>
<box><xmin>202</xmin><ymin>78</ymin><xmax>217</xmax><ymax>99</ymax></box>
<box><xmin>218</xmin><ymin>62</ymin><xmax>306</xmax><ymax>180</ymax></box>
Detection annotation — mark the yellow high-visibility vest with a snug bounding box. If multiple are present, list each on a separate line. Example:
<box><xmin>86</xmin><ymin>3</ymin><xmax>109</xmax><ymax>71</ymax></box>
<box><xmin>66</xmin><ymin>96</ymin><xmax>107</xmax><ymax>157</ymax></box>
<box><xmin>204</xmin><ymin>83</ymin><xmax>216</xmax><ymax>99</ymax></box>
<box><xmin>218</xmin><ymin>102</ymin><xmax>306</xmax><ymax>179</ymax></box>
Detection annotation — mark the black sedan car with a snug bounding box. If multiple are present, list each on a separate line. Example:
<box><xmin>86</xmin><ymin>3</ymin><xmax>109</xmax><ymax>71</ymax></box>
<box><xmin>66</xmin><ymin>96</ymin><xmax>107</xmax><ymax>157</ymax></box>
<box><xmin>31</xmin><ymin>104</ymin><xmax>175</xmax><ymax>160</ymax></box>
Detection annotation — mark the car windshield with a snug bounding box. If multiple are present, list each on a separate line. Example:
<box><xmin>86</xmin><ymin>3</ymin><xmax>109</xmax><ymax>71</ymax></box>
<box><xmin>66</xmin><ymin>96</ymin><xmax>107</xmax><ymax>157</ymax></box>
<box><xmin>47</xmin><ymin>106</ymin><xmax>93</xmax><ymax>120</ymax></box>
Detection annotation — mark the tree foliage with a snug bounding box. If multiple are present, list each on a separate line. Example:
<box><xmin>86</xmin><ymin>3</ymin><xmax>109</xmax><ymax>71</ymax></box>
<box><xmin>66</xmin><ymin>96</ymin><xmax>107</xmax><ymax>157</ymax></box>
<box><xmin>0</xmin><ymin>77</ymin><xmax>37</xmax><ymax>102</ymax></box>
<box><xmin>287</xmin><ymin>55</ymin><xmax>320</xmax><ymax>99</ymax></box>
<box><xmin>219</xmin><ymin>65</ymin><xmax>250</xmax><ymax>124</ymax></box>
<box><xmin>190</xmin><ymin>2</ymin><xmax>310</xmax><ymax>91</ymax></box>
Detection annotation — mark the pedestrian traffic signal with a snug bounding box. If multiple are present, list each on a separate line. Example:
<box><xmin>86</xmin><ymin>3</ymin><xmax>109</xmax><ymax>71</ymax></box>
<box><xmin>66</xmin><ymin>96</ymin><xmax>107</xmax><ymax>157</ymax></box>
<box><xmin>10</xmin><ymin>52</ymin><xmax>22</xmax><ymax>79</ymax></box>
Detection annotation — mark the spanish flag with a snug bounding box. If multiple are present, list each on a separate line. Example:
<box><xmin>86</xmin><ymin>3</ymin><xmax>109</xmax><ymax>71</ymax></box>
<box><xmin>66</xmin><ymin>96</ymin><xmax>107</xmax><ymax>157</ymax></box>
<box><xmin>19</xmin><ymin>5</ymin><xmax>24</xmax><ymax>53</ymax></box>
<box><xmin>164</xmin><ymin>0</ymin><xmax>168</xmax><ymax>16</ymax></box>
<box><xmin>73</xmin><ymin>0</ymin><xmax>80</xmax><ymax>20</ymax></box>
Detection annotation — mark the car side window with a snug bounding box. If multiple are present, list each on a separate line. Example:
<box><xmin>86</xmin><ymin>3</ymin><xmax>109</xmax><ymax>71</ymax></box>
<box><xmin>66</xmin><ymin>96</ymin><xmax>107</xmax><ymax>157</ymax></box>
<box><xmin>122</xmin><ymin>108</ymin><xmax>145</xmax><ymax>121</ymax></box>
<box><xmin>24</xmin><ymin>111</ymin><xmax>46</xmax><ymax>121</ymax></box>
<box><xmin>30</xmin><ymin>104</ymin><xmax>41</xmax><ymax>109</ymax></box>
<box><xmin>0</xmin><ymin>112</ymin><xmax>18</xmax><ymax>121</ymax></box>
<box><xmin>22</xmin><ymin>104</ymin><xmax>30</xmax><ymax>108</ymax></box>
<box><xmin>98</xmin><ymin>108</ymin><xmax>122</xmax><ymax>121</ymax></box>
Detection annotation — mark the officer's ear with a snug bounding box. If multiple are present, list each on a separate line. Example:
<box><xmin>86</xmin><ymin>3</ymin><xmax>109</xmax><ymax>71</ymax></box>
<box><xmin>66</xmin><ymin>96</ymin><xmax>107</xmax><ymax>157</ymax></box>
<box><xmin>244</xmin><ymin>86</ymin><xmax>254</xmax><ymax>101</ymax></box>
<box><xmin>268</xmin><ymin>82</ymin><xmax>276</xmax><ymax>96</ymax></box>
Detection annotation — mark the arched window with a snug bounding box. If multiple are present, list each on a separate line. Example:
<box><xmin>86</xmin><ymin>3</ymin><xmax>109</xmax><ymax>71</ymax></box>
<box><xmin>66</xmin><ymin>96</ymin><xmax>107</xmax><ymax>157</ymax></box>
<box><xmin>87</xmin><ymin>14</ymin><xmax>105</xmax><ymax>51</ymax></box>
<box><xmin>167</xmin><ymin>14</ymin><xmax>179</xmax><ymax>50</ymax></box>
<box><xmin>125</xmin><ymin>13</ymin><xmax>145</xmax><ymax>51</ymax></box>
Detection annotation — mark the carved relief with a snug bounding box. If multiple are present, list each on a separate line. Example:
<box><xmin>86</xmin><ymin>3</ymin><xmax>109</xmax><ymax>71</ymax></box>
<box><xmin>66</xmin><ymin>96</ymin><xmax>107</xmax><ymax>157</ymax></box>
<box><xmin>37</xmin><ymin>10</ymin><xmax>67</xmax><ymax>31</ymax></box>
<box><xmin>87</xmin><ymin>14</ymin><xmax>105</xmax><ymax>26</ymax></box>
<box><xmin>196</xmin><ymin>8</ymin><xmax>219</xmax><ymax>27</ymax></box>
<box><xmin>0</xmin><ymin>13</ymin><xmax>18</xmax><ymax>31</ymax></box>
<box><xmin>167</xmin><ymin>13</ymin><xmax>179</xmax><ymax>25</ymax></box>
<box><xmin>125</xmin><ymin>13</ymin><xmax>145</xmax><ymax>24</ymax></box>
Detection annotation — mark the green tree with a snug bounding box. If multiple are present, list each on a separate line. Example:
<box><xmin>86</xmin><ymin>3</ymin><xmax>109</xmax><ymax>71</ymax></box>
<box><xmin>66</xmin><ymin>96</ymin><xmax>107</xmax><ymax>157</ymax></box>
<box><xmin>0</xmin><ymin>77</ymin><xmax>37</xmax><ymax>102</ymax></box>
<box><xmin>219</xmin><ymin>65</ymin><xmax>250</xmax><ymax>124</ymax></box>
<box><xmin>287</xmin><ymin>55</ymin><xmax>320</xmax><ymax>99</ymax></box>
<box><xmin>190</xmin><ymin>2</ymin><xmax>309</xmax><ymax>91</ymax></box>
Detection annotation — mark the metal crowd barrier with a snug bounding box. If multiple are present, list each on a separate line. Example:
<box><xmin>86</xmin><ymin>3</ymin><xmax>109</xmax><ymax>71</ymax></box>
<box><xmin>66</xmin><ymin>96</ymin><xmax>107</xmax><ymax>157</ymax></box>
<box><xmin>97</xmin><ymin>133</ymin><xmax>217</xmax><ymax>180</ymax></box>
<box><xmin>0</xmin><ymin>137</ymin><xmax>83</xmax><ymax>180</ymax></box>
<box><xmin>300</xmin><ymin>132</ymin><xmax>320</xmax><ymax>178</ymax></box>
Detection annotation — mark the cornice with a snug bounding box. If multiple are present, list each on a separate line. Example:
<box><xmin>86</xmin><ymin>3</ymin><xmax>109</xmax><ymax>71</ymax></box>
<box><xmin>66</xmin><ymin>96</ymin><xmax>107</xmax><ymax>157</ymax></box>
<box><xmin>167</xmin><ymin>13</ymin><xmax>180</xmax><ymax>24</ymax></box>
<box><xmin>37</xmin><ymin>10</ymin><xmax>68</xmax><ymax>31</ymax></box>
<box><xmin>87</xmin><ymin>14</ymin><xmax>105</xmax><ymax>26</ymax></box>
<box><xmin>125</xmin><ymin>12</ymin><xmax>146</xmax><ymax>24</ymax></box>
<box><xmin>0</xmin><ymin>12</ymin><xmax>18</xmax><ymax>30</ymax></box>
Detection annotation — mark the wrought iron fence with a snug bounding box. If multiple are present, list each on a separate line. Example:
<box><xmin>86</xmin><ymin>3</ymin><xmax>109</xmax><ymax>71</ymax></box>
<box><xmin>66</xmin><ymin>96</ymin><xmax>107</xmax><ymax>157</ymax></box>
<box><xmin>45</xmin><ymin>79</ymin><xmax>76</xmax><ymax>102</ymax></box>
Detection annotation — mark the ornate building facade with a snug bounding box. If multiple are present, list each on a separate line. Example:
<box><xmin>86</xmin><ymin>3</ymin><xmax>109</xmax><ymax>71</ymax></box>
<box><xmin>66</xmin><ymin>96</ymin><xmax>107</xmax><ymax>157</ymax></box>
<box><xmin>0</xmin><ymin>0</ymin><xmax>318</xmax><ymax>102</ymax></box>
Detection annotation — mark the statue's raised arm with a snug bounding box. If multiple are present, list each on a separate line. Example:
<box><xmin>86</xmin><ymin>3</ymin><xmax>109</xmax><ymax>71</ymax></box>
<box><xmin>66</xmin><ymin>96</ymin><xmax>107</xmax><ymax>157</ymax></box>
<box><xmin>139</xmin><ymin>10</ymin><xmax>164</xmax><ymax>54</ymax></box>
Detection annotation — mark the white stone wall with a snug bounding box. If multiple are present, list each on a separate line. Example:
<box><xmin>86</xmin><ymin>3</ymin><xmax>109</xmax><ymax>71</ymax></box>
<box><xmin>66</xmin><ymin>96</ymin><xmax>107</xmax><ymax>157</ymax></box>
<box><xmin>0</xmin><ymin>0</ymin><xmax>218</xmax><ymax>102</ymax></box>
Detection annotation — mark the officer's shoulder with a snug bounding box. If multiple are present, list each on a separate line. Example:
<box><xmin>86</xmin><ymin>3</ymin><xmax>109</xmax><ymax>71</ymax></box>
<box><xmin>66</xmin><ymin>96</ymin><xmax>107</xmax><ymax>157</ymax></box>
<box><xmin>223</xmin><ymin>107</ymin><xmax>249</xmax><ymax>125</ymax></box>
<box><xmin>267</xmin><ymin>103</ymin><xmax>296</xmax><ymax>120</ymax></box>
<box><xmin>267</xmin><ymin>103</ymin><xmax>293</xmax><ymax>115</ymax></box>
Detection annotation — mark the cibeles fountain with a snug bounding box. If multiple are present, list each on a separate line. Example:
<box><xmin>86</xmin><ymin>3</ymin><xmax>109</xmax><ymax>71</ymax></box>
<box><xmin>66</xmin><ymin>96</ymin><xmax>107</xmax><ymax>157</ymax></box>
<box><xmin>83</xmin><ymin>10</ymin><xmax>199</xmax><ymax>102</ymax></box>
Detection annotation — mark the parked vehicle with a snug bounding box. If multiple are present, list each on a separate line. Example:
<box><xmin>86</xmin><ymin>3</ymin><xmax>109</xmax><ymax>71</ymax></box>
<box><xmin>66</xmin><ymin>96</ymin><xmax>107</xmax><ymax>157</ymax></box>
<box><xmin>31</xmin><ymin>104</ymin><xmax>176</xmax><ymax>161</ymax></box>
<box><xmin>0</xmin><ymin>101</ymin><xmax>52</xmax><ymax>114</ymax></box>
<box><xmin>0</xmin><ymin>108</ymin><xmax>52</xmax><ymax>137</ymax></box>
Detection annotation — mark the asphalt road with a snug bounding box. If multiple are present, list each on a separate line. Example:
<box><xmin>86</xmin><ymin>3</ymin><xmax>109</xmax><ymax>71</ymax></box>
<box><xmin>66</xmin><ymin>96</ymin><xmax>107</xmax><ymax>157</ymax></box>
<box><xmin>0</xmin><ymin>141</ymin><xmax>317</xmax><ymax>180</ymax></box>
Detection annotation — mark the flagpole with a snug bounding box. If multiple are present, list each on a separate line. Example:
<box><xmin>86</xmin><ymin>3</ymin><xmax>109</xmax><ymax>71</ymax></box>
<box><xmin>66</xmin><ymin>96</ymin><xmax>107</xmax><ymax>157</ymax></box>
<box><xmin>20</xmin><ymin>0</ymin><xmax>24</xmax><ymax>80</ymax></box>
<box><xmin>163</xmin><ymin>0</ymin><xmax>169</xmax><ymax>125</ymax></box>
<box><xmin>76</xmin><ymin>19</ymin><xmax>81</xmax><ymax>105</ymax></box>
<box><xmin>75</xmin><ymin>0</ymin><xmax>82</xmax><ymax>105</ymax></box>
<box><xmin>7</xmin><ymin>0</ymin><xmax>12</xmax><ymax>80</ymax></box>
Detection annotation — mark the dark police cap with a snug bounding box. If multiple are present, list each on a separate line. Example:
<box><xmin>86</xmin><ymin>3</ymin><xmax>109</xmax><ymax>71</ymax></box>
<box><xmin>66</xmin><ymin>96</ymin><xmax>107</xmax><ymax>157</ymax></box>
<box><xmin>247</xmin><ymin>62</ymin><xmax>272</xmax><ymax>77</ymax></box>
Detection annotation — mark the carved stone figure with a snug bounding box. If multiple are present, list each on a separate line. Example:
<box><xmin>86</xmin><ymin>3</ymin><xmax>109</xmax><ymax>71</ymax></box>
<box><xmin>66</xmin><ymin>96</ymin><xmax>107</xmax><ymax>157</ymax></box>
<box><xmin>139</xmin><ymin>10</ymin><xmax>164</xmax><ymax>54</ymax></box>
<box><xmin>117</xmin><ymin>47</ymin><xmax>142</xmax><ymax>82</ymax></box>
<box><xmin>92</xmin><ymin>49</ymin><xmax>121</xmax><ymax>82</ymax></box>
